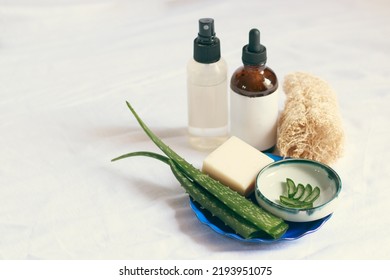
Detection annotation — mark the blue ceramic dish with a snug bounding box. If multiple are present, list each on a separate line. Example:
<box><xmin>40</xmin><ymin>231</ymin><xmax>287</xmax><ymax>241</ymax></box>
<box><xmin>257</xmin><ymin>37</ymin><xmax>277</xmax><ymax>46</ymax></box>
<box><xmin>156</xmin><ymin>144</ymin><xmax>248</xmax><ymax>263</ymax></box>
<box><xmin>255</xmin><ymin>158</ymin><xmax>341</xmax><ymax>222</ymax></box>
<box><xmin>189</xmin><ymin>154</ymin><xmax>333</xmax><ymax>243</ymax></box>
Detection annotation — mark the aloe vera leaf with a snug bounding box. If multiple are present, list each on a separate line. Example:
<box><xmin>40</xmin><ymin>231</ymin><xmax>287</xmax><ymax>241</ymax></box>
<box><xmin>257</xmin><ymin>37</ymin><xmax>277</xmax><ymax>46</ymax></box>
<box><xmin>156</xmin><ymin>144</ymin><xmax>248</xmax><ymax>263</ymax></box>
<box><xmin>112</xmin><ymin>151</ymin><xmax>269</xmax><ymax>239</ymax></box>
<box><xmin>112</xmin><ymin>151</ymin><xmax>170</xmax><ymax>164</ymax></box>
<box><xmin>124</xmin><ymin>101</ymin><xmax>288</xmax><ymax>239</ymax></box>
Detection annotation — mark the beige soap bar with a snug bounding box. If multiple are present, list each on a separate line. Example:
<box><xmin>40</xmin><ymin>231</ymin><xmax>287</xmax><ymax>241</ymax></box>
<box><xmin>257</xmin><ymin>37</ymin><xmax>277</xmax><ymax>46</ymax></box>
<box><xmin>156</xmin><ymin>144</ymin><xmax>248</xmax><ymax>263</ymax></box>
<box><xmin>202</xmin><ymin>136</ymin><xmax>274</xmax><ymax>197</ymax></box>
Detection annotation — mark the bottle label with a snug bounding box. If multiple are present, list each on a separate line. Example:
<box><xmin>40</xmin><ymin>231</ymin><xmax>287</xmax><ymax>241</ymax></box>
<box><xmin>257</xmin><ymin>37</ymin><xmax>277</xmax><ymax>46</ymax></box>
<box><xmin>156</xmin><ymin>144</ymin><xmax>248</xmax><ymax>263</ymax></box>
<box><xmin>230</xmin><ymin>89</ymin><xmax>279</xmax><ymax>151</ymax></box>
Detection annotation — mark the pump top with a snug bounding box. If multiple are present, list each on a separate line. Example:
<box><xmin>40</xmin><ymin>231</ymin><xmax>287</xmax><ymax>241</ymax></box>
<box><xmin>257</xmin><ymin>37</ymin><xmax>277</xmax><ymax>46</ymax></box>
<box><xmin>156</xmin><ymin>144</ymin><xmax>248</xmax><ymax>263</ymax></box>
<box><xmin>193</xmin><ymin>18</ymin><xmax>221</xmax><ymax>64</ymax></box>
<box><xmin>242</xmin><ymin>28</ymin><xmax>267</xmax><ymax>66</ymax></box>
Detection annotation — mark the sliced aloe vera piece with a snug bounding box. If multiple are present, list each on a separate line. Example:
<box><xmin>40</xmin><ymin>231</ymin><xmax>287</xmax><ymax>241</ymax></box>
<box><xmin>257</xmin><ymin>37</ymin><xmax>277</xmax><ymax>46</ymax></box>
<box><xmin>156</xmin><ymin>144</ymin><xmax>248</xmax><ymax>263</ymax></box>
<box><xmin>286</xmin><ymin>178</ymin><xmax>297</xmax><ymax>198</ymax></box>
<box><xmin>293</xmin><ymin>184</ymin><xmax>305</xmax><ymax>200</ymax></box>
<box><xmin>304</xmin><ymin>186</ymin><xmax>320</xmax><ymax>203</ymax></box>
<box><xmin>299</xmin><ymin>184</ymin><xmax>313</xmax><ymax>201</ymax></box>
<box><xmin>279</xmin><ymin>196</ymin><xmax>313</xmax><ymax>209</ymax></box>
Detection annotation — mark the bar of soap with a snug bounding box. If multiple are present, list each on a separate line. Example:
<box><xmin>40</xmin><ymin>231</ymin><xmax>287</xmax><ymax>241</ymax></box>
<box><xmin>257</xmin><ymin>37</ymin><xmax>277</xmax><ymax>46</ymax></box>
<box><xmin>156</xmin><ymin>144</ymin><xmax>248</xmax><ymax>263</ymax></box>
<box><xmin>201</xmin><ymin>136</ymin><xmax>274</xmax><ymax>197</ymax></box>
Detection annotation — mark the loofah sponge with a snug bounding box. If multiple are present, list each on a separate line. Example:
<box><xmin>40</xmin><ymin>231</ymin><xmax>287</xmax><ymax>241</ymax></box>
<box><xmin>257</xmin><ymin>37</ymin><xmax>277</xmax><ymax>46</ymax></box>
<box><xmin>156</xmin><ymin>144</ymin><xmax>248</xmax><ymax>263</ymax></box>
<box><xmin>276</xmin><ymin>72</ymin><xmax>344</xmax><ymax>164</ymax></box>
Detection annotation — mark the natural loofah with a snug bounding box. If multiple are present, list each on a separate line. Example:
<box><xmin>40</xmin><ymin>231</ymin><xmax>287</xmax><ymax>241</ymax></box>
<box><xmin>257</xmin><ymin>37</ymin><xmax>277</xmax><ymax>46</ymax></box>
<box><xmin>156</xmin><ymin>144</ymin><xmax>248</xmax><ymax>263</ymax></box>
<box><xmin>276</xmin><ymin>72</ymin><xmax>344</xmax><ymax>164</ymax></box>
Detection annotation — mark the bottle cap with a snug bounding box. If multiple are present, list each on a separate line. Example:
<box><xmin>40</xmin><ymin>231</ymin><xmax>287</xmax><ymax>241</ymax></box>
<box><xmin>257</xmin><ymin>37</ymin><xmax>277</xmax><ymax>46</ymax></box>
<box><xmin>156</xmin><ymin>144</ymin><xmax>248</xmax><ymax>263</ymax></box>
<box><xmin>242</xmin><ymin>28</ymin><xmax>267</xmax><ymax>65</ymax></box>
<box><xmin>193</xmin><ymin>18</ymin><xmax>221</xmax><ymax>64</ymax></box>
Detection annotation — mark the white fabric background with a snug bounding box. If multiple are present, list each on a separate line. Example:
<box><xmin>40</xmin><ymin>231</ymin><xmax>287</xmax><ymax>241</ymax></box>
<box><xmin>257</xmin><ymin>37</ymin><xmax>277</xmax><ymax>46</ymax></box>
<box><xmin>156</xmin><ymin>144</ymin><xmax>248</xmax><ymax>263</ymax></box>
<box><xmin>1</xmin><ymin>0</ymin><xmax>389</xmax><ymax>259</ymax></box>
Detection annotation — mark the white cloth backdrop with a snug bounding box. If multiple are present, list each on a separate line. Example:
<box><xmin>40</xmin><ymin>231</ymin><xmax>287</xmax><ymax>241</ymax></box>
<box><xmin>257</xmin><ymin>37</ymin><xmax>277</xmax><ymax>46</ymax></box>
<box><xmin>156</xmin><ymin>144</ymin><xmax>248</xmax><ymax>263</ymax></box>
<box><xmin>1</xmin><ymin>0</ymin><xmax>389</xmax><ymax>259</ymax></box>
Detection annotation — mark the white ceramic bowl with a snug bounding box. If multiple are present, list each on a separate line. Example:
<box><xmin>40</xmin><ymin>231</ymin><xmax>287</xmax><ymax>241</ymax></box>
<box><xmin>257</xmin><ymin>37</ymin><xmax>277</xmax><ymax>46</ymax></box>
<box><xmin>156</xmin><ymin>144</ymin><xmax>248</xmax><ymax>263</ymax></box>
<box><xmin>255</xmin><ymin>158</ymin><xmax>342</xmax><ymax>222</ymax></box>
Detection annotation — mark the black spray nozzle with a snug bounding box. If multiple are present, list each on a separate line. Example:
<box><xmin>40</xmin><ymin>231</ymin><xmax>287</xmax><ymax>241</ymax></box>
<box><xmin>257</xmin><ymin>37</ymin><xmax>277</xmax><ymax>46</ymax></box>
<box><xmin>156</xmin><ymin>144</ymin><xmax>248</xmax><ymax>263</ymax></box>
<box><xmin>193</xmin><ymin>18</ymin><xmax>221</xmax><ymax>64</ymax></box>
<box><xmin>242</xmin><ymin>28</ymin><xmax>267</xmax><ymax>66</ymax></box>
<box><xmin>198</xmin><ymin>18</ymin><xmax>215</xmax><ymax>40</ymax></box>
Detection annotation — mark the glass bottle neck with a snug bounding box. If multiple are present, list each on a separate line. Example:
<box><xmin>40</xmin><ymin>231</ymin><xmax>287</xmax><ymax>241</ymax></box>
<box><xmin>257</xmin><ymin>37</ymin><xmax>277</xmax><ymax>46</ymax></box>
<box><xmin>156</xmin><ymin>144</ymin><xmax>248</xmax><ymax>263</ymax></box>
<box><xmin>243</xmin><ymin>63</ymin><xmax>267</xmax><ymax>70</ymax></box>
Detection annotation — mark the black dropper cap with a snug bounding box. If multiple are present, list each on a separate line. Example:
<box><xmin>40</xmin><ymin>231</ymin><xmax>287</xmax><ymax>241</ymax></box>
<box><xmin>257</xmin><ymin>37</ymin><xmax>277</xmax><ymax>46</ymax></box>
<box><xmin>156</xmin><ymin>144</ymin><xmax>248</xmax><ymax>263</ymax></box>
<box><xmin>242</xmin><ymin>28</ymin><xmax>267</xmax><ymax>66</ymax></box>
<box><xmin>193</xmin><ymin>18</ymin><xmax>221</xmax><ymax>64</ymax></box>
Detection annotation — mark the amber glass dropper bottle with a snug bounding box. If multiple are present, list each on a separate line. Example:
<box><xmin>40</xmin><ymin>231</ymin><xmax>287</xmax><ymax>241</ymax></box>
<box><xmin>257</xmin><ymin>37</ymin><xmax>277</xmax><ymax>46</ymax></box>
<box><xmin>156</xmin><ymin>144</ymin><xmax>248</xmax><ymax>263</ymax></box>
<box><xmin>230</xmin><ymin>28</ymin><xmax>279</xmax><ymax>151</ymax></box>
